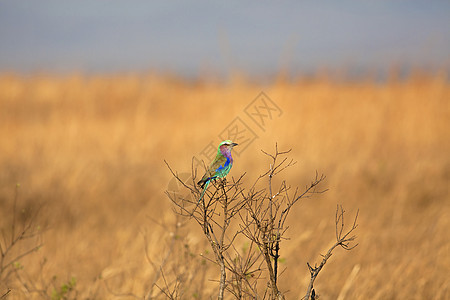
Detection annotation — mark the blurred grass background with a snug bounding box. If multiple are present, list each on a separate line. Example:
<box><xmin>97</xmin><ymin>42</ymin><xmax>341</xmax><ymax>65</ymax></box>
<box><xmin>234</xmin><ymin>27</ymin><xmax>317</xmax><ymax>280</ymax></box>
<box><xmin>0</xmin><ymin>71</ymin><xmax>449</xmax><ymax>299</ymax></box>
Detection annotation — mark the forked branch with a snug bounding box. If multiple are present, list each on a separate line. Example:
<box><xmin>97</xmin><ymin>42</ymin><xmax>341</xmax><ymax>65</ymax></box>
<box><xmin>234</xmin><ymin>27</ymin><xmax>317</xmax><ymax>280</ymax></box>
<box><xmin>304</xmin><ymin>205</ymin><xmax>359</xmax><ymax>300</ymax></box>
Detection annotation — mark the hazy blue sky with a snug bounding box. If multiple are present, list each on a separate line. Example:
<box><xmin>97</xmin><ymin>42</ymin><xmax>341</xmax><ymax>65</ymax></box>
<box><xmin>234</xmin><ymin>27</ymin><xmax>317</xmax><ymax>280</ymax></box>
<box><xmin>0</xmin><ymin>1</ymin><xmax>449</xmax><ymax>77</ymax></box>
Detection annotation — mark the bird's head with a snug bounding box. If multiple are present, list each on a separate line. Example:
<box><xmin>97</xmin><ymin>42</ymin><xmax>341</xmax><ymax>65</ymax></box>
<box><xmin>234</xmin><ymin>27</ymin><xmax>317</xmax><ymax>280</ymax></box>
<box><xmin>219</xmin><ymin>140</ymin><xmax>238</xmax><ymax>153</ymax></box>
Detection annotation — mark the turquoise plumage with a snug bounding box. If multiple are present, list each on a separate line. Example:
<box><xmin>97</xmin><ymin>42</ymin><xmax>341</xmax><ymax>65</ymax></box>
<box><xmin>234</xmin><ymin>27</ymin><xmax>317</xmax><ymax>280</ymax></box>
<box><xmin>197</xmin><ymin>140</ymin><xmax>238</xmax><ymax>203</ymax></box>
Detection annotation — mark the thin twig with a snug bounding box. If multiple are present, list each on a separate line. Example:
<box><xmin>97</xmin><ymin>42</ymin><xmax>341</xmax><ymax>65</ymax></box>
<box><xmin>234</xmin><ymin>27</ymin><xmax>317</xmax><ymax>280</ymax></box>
<box><xmin>304</xmin><ymin>206</ymin><xmax>359</xmax><ymax>300</ymax></box>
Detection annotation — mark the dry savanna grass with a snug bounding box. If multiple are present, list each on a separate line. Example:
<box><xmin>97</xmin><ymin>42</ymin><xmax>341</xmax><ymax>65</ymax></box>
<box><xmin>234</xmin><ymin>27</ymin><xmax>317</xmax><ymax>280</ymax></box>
<box><xmin>0</xmin><ymin>71</ymin><xmax>449</xmax><ymax>299</ymax></box>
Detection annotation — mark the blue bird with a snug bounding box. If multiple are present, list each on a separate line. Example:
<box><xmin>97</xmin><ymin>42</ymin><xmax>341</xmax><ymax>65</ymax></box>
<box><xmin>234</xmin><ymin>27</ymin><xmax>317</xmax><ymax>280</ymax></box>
<box><xmin>197</xmin><ymin>140</ymin><xmax>238</xmax><ymax>203</ymax></box>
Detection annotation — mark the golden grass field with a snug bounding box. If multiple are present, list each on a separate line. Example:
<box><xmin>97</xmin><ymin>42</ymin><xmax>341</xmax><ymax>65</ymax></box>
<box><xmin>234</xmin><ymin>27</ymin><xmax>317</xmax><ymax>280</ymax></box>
<box><xmin>0</xmin><ymin>72</ymin><xmax>449</xmax><ymax>299</ymax></box>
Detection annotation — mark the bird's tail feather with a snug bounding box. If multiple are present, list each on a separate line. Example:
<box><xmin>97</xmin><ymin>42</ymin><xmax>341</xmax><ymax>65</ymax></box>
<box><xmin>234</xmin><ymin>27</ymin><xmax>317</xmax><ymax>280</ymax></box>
<box><xmin>197</xmin><ymin>179</ymin><xmax>206</xmax><ymax>189</ymax></box>
<box><xmin>192</xmin><ymin>180</ymin><xmax>209</xmax><ymax>213</ymax></box>
<box><xmin>198</xmin><ymin>180</ymin><xmax>210</xmax><ymax>203</ymax></box>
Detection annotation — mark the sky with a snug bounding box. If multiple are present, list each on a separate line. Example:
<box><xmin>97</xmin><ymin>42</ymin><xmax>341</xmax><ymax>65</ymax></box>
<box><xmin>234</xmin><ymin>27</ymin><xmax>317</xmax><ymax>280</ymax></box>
<box><xmin>0</xmin><ymin>1</ymin><xmax>449</xmax><ymax>77</ymax></box>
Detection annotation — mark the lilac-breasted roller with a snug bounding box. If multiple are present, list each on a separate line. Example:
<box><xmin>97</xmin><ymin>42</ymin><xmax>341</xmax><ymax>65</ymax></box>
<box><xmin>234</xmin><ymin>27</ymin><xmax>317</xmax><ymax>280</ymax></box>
<box><xmin>197</xmin><ymin>140</ymin><xmax>238</xmax><ymax>203</ymax></box>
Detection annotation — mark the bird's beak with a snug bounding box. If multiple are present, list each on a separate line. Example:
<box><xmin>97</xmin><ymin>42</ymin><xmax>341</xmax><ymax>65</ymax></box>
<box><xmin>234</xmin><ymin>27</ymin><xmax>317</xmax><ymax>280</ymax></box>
<box><xmin>232</xmin><ymin>142</ymin><xmax>238</xmax><ymax>147</ymax></box>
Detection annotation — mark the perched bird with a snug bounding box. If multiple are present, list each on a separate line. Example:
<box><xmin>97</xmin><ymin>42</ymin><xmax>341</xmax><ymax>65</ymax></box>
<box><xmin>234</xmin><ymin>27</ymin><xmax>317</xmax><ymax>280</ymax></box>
<box><xmin>197</xmin><ymin>140</ymin><xmax>238</xmax><ymax>203</ymax></box>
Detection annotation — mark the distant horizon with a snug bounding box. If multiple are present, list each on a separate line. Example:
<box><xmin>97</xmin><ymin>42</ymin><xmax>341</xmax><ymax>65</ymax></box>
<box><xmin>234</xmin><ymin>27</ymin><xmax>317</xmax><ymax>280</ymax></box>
<box><xmin>1</xmin><ymin>64</ymin><xmax>447</xmax><ymax>83</ymax></box>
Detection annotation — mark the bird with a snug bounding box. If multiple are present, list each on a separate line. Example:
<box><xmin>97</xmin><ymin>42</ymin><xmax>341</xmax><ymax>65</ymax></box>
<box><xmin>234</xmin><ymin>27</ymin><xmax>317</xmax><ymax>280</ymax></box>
<box><xmin>197</xmin><ymin>140</ymin><xmax>238</xmax><ymax>203</ymax></box>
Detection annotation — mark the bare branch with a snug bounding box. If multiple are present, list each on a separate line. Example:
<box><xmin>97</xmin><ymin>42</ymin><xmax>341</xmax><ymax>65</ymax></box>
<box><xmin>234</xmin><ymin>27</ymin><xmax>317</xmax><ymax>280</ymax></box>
<box><xmin>165</xmin><ymin>145</ymin><xmax>358</xmax><ymax>300</ymax></box>
<box><xmin>0</xmin><ymin>289</ymin><xmax>11</xmax><ymax>299</ymax></box>
<box><xmin>304</xmin><ymin>206</ymin><xmax>359</xmax><ymax>300</ymax></box>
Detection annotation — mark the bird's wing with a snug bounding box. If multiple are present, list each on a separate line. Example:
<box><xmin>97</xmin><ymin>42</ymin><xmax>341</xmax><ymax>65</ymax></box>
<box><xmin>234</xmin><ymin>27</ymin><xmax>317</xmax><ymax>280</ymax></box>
<box><xmin>198</xmin><ymin>154</ymin><xmax>228</xmax><ymax>186</ymax></box>
<box><xmin>210</xmin><ymin>154</ymin><xmax>229</xmax><ymax>173</ymax></box>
